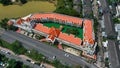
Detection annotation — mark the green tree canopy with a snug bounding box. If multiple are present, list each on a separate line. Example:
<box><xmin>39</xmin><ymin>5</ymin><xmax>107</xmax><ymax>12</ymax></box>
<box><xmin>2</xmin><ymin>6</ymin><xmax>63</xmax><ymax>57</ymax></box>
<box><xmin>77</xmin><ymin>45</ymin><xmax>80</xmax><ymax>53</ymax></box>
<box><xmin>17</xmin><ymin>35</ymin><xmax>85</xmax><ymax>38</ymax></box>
<box><xmin>10</xmin><ymin>40</ymin><xmax>27</xmax><ymax>54</ymax></box>
<box><xmin>0</xmin><ymin>0</ymin><xmax>12</xmax><ymax>5</ymax></box>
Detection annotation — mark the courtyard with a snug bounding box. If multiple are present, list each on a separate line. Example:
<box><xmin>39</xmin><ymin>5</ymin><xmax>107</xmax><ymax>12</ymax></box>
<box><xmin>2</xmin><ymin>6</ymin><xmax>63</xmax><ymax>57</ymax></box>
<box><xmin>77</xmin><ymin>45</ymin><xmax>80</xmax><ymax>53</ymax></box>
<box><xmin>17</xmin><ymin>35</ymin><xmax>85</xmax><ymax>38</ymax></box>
<box><xmin>41</xmin><ymin>22</ymin><xmax>83</xmax><ymax>39</ymax></box>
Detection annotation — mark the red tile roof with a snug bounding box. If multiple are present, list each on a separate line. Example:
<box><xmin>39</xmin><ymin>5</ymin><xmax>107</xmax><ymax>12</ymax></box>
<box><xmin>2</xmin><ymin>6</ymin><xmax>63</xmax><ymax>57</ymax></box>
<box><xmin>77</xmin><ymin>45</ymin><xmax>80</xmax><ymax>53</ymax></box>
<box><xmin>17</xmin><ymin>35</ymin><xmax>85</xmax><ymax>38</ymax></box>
<box><xmin>34</xmin><ymin>23</ymin><xmax>82</xmax><ymax>45</ymax></box>
<box><xmin>31</xmin><ymin>13</ymin><xmax>83</xmax><ymax>26</ymax></box>
<box><xmin>49</xmin><ymin>27</ymin><xmax>61</xmax><ymax>37</ymax></box>
<box><xmin>48</xmin><ymin>35</ymin><xmax>55</xmax><ymax>41</ymax></box>
<box><xmin>84</xmin><ymin>20</ymin><xmax>94</xmax><ymax>44</ymax></box>
<box><xmin>58</xmin><ymin>44</ymin><xmax>63</xmax><ymax>50</ymax></box>
<box><xmin>16</xmin><ymin>18</ymin><xmax>24</xmax><ymax>25</ymax></box>
<box><xmin>26</xmin><ymin>17</ymin><xmax>31</xmax><ymax>22</ymax></box>
<box><xmin>34</xmin><ymin>23</ymin><xmax>50</xmax><ymax>34</ymax></box>
<box><xmin>58</xmin><ymin>32</ymin><xmax>82</xmax><ymax>45</ymax></box>
<box><xmin>30</xmin><ymin>13</ymin><xmax>94</xmax><ymax>45</ymax></box>
<box><xmin>48</xmin><ymin>27</ymin><xmax>60</xmax><ymax>41</ymax></box>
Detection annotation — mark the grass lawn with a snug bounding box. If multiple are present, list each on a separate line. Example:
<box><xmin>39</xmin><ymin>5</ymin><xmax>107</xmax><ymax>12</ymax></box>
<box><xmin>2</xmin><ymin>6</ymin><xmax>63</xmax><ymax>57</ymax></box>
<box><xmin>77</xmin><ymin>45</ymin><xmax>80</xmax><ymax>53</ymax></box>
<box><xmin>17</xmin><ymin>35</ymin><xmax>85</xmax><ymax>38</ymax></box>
<box><xmin>0</xmin><ymin>1</ymin><xmax>56</xmax><ymax>20</ymax></box>
<box><xmin>42</xmin><ymin>22</ymin><xmax>83</xmax><ymax>39</ymax></box>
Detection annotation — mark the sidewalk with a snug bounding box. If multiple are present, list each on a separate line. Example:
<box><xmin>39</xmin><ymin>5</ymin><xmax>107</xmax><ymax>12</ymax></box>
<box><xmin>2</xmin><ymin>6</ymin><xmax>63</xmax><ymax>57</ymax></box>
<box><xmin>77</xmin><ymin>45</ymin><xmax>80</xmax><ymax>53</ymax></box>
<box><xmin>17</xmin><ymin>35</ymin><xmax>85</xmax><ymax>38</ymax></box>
<box><xmin>0</xmin><ymin>46</ymin><xmax>15</xmax><ymax>55</ymax></box>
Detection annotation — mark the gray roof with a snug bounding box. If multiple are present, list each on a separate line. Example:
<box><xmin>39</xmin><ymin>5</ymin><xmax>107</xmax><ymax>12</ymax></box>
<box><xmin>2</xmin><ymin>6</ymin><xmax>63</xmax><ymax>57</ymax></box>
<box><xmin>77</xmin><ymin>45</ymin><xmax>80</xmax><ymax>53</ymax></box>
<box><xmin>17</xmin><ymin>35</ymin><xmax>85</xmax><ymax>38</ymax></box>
<box><xmin>116</xmin><ymin>24</ymin><xmax>120</xmax><ymax>30</ymax></box>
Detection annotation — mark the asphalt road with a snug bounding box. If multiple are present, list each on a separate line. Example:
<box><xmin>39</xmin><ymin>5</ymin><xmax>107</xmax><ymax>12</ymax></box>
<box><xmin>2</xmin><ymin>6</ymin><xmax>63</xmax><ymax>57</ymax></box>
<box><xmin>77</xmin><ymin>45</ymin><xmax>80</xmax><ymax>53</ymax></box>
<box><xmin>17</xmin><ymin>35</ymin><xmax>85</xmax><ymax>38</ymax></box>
<box><xmin>0</xmin><ymin>50</ymin><xmax>41</xmax><ymax>68</ymax></box>
<box><xmin>100</xmin><ymin>0</ymin><xmax>115</xmax><ymax>36</ymax></box>
<box><xmin>108</xmin><ymin>40</ymin><xmax>120</xmax><ymax>68</ymax></box>
<box><xmin>0</xmin><ymin>30</ymin><xmax>97</xmax><ymax>68</ymax></box>
<box><xmin>99</xmin><ymin>0</ymin><xmax>120</xmax><ymax>68</ymax></box>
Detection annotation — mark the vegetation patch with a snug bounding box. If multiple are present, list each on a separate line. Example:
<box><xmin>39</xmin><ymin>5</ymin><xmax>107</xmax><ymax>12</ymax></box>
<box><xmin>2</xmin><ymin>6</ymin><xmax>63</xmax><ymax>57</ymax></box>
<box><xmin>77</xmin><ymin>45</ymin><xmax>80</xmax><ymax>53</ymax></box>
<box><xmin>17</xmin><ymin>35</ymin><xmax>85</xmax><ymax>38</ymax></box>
<box><xmin>54</xmin><ymin>0</ymin><xmax>80</xmax><ymax>17</ymax></box>
<box><xmin>0</xmin><ymin>38</ymin><xmax>71</xmax><ymax>68</ymax></box>
<box><xmin>0</xmin><ymin>54</ymin><xmax>30</xmax><ymax>68</ymax></box>
<box><xmin>25</xmin><ymin>49</ymin><xmax>44</xmax><ymax>62</ymax></box>
<box><xmin>0</xmin><ymin>40</ymin><xmax>27</xmax><ymax>54</ymax></box>
<box><xmin>0</xmin><ymin>1</ymin><xmax>56</xmax><ymax>20</ymax></box>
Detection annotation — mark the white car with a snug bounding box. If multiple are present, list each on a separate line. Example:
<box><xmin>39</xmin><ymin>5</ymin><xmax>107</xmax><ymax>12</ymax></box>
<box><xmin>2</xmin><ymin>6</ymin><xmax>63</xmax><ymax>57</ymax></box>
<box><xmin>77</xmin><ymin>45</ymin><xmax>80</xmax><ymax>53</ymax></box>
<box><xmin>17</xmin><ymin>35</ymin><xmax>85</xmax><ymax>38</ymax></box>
<box><xmin>52</xmin><ymin>56</ymin><xmax>56</xmax><ymax>60</ymax></box>
<box><xmin>5</xmin><ymin>51</ymin><xmax>8</xmax><ymax>54</ymax></box>
<box><xmin>64</xmin><ymin>53</ymin><xmax>69</xmax><ymax>57</ymax></box>
<box><xmin>31</xmin><ymin>61</ymin><xmax>35</xmax><ymax>64</ymax></box>
<box><xmin>1</xmin><ymin>49</ymin><xmax>6</xmax><ymax>53</ymax></box>
<box><xmin>40</xmin><ymin>64</ymin><xmax>46</xmax><ymax>68</ymax></box>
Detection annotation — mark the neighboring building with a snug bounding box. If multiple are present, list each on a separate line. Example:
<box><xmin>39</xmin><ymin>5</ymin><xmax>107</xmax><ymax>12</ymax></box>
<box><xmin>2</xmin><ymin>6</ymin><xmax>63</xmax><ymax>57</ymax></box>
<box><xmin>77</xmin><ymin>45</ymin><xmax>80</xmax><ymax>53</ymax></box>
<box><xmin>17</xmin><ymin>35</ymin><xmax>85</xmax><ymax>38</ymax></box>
<box><xmin>116</xmin><ymin>4</ymin><xmax>120</xmax><ymax>17</ymax></box>
<box><xmin>8</xmin><ymin>13</ymin><xmax>97</xmax><ymax>59</ymax></box>
<box><xmin>115</xmin><ymin>24</ymin><xmax>120</xmax><ymax>40</ymax></box>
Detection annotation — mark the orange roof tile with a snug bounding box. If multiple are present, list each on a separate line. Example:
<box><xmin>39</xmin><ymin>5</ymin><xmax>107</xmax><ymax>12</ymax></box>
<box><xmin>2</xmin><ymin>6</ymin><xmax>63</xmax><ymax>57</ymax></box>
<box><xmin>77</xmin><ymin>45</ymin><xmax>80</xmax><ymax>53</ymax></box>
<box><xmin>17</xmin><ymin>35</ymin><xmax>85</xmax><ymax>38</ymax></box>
<box><xmin>47</xmin><ymin>27</ymin><xmax>61</xmax><ymax>41</ymax></box>
<box><xmin>58</xmin><ymin>32</ymin><xmax>82</xmax><ymax>45</ymax></box>
<box><xmin>26</xmin><ymin>17</ymin><xmax>31</xmax><ymax>22</ymax></box>
<box><xmin>16</xmin><ymin>18</ymin><xmax>24</xmax><ymax>25</ymax></box>
<box><xmin>84</xmin><ymin>20</ymin><xmax>94</xmax><ymax>44</ymax></box>
<box><xmin>49</xmin><ymin>27</ymin><xmax>60</xmax><ymax>37</ymax></box>
<box><xmin>48</xmin><ymin>35</ymin><xmax>55</xmax><ymax>41</ymax></box>
<box><xmin>31</xmin><ymin>13</ymin><xmax>83</xmax><ymax>26</ymax></box>
<box><xmin>34</xmin><ymin>23</ymin><xmax>50</xmax><ymax>34</ymax></box>
<box><xmin>32</xmin><ymin>13</ymin><xmax>94</xmax><ymax>45</ymax></box>
<box><xmin>58</xmin><ymin>44</ymin><xmax>63</xmax><ymax>50</ymax></box>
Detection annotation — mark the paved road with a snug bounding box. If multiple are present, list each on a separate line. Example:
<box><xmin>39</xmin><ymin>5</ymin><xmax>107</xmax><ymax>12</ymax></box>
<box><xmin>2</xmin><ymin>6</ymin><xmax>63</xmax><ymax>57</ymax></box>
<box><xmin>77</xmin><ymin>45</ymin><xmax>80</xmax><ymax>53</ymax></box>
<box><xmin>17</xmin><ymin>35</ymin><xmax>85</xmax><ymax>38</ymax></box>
<box><xmin>100</xmin><ymin>0</ymin><xmax>115</xmax><ymax>36</ymax></box>
<box><xmin>0</xmin><ymin>30</ymin><xmax>97</xmax><ymax>68</ymax></box>
<box><xmin>99</xmin><ymin>0</ymin><xmax>120</xmax><ymax>68</ymax></box>
<box><xmin>0</xmin><ymin>50</ymin><xmax>41</xmax><ymax>68</ymax></box>
<box><xmin>108</xmin><ymin>40</ymin><xmax>120</xmax><ymax>68</ymax></box>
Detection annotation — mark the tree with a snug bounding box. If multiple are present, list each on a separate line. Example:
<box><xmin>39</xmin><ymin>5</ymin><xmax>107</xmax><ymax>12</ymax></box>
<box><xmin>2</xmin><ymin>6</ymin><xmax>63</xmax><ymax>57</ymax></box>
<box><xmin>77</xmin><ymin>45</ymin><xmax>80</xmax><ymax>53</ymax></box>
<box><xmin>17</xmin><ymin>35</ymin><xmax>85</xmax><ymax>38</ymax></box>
<box><xmin>26</xmin><ymin>49</ymin><xmax>44</xmax><ymax>62</ymax></box>
<box><xmin>0</xmin><ymin>54</ymin><xmax>5</xmax><ymax>61</ymax></box>
<box><xmin>105</xmin><ymin>58</ymin><xmax>109</xmax><ymax>67</ymax></box>
<box><xmin>113</xmin><ymin>18</ymin><xmax>120</xmax><ymax>24</ymax></box>
<box><xmin>75</xmin><ymin>65</ymin><xmax>82</xmax><ymax>68</ymax></box>
<box><xmin>0</xmin><ymin>54</ymin><xmax>8</xmax><ymax>62</ymax></box>
<box><xmin>0</xmin><ymin>38</ymin><xmax>3</xmax><ymax>46</ymax></box>
<box><xmin>8</xmin><ymin>25</ymin><xmax>18</xmax><ymax>31</ymax></box>
<box><xmin>7</xmin><ymin>59</ymin><xmax>29</xmax><ymax>68</ymax></box>
<box><xmin>20</xmin><ymin>0</ymin><xmax>27</xmax><ymax>4</ymax></box>
<box><xmin>0</xmin><ymin>18</ymin><xmax>18</xmax><ymax>31</ymax></box>
<box><xmin>7</xmin><ymin>59</ymin><xmax>17</xmax><ymax>68</ymax></box>
<box><xmin>0</xmin><ymin>0</ymin><xmax>12</xmax><ymax>5</ymax></box>
<box><xmin>54</xmin><ymin>0</ymin><xmax>79</xmax><ymax>17</ymax></box>
<box><xmin>11</xmin><ymin>40</ymin><xmax>27</xmax><ymax>54</ymax></box>
<box><xmin>22</xmin><ymin>65</ymin><xmax>30</xmax><ymax>68</ymax></box>
<box><xmin>0</xmin><ymin>18</ymin><xmax>9</xmax><ymax>29</ymax></box>
<box><xmin>55</xmin><ymin>7</ymin><xmax>79</xmax><ymax>17</ymax></box>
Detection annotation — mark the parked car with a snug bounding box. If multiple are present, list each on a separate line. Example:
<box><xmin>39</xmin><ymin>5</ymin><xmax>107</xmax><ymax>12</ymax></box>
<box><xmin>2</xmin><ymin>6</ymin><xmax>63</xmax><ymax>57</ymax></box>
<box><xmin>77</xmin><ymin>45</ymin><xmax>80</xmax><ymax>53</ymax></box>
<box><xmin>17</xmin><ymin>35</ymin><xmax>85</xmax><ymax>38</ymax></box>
<box><xmin>52</xmin><ymin>56</ymin><xmax>56</xmax><ymax>60</ymax></box>
<box><xmin>31</xmin><ymin>61</ymin><xmax>35</xmax><ymax>64</ymax></box>
<box><xmin>40</xmin><ymin>64</ymin><xmax>46</xmax><ymax>68</ymax></box>
<box><xmin>64</xmin><ymin>53</ymin><xmax>69</xmax><ymax>57</ymax></box>
<box><xmin>26</xmin><ymin>59</ymin><xmax>31</xmax><ymax>62</ymax></box>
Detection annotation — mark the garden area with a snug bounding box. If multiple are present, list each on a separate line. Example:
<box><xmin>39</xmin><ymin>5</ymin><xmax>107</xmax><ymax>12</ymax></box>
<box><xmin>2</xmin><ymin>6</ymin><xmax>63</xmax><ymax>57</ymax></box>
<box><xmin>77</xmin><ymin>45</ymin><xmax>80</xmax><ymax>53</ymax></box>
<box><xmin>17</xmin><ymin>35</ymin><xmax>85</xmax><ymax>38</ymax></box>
<box><xmin>42</xmin><ymin>22</ymin><xmax>83</xmax><ymax>39</ymax></box>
